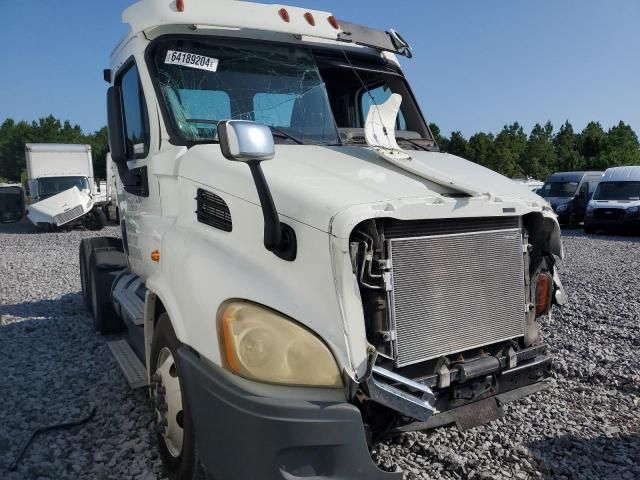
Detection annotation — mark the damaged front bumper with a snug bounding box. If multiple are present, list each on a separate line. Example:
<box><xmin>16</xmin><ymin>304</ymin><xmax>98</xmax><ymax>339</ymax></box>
<box><xmin>360</xmin><ymin>344</ymin><xmax>551</xmax><ymax>431</ymax></box>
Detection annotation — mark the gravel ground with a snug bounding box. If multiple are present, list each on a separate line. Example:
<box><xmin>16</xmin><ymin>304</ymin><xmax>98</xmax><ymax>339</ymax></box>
<box><xmin>1</xmin><ymin>222</ymin><xmax>639</xmax><ymax>479</ymax></box>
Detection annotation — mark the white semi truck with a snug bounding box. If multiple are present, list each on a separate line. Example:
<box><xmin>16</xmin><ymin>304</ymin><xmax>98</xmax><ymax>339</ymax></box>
<box><xmin>82</xmin><ymin>1</ymin><xmax>566</xmax><ymax>479</ymax></box>
<box><xmin>25</xmin><ymin>143</ymin><xmax>106</xmax><ymax>230</ymax></box>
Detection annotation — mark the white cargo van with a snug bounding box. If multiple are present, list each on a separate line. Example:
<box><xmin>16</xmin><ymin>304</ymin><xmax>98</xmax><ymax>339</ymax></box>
<box><xmin>80</xmin><ymin>1</ymin><xmax>566</xmax><ymax>478</ymax></box>
<box><xmin>584</xmin><ymin>166</ymin><xmax>640</xmax><ymax>233</ymax></box>
<box><xmin>24</xmin><ymin>144</ymin><xmax>106</xmax><ymax>230</ymax></box>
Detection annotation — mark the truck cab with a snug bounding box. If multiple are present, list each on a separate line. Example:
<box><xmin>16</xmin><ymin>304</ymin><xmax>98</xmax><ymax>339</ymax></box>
<box><xmin>538</xmin><ymin>171</ymin><xmax>603</xmax><ymax>228</ymax></box>
<box><xmin>82</xmin><ymin>1</ymin><xmax>565</xmax><ymax>479</ymax></box>
<box><xmin>0</xmin><ymin>183</ymin><xmax>25</xmax><ymax>224</ymax></box>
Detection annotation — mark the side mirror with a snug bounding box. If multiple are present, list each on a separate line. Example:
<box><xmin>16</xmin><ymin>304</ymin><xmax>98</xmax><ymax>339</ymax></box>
<box><xmin>107</xmin><ymin>86</ymin><xmax>127</xmax><ymax>164</ymax></box>
<box><xmin>218</xmin><ymin>120</ymin><xmax>296</xmax><ymax>261</ymax></box>
<box><xmin>0</xmin><ymin>186</ymin><xmax>26</xmax><ymax>224</ymax></box>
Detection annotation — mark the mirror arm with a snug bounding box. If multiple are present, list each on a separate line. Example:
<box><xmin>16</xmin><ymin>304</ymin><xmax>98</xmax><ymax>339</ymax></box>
<box><xmin>248</xmin><ymin>160</ymin><xmax>297</xmax><ymax>261</ymax></box>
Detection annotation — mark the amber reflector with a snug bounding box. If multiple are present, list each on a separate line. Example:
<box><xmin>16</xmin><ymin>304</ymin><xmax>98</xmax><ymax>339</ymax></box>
<box><xmin>304</xmin><ymin>12</ymin><xmax>316</xmax><ymax>26</ymax></box>
<box><xmin>151</xmin><ymin>250</ymin><xmax>160</xmax><ymax>263</ymax></box>
<box><xmin>327</xmin><ymin>16</ymin><xmax>339</xmax><ymax>30</ymax></box>
<box><xmin>535</xmin><ymin>273</ymin><xmax>552</xmax><ymax>316</ymax></box>
<box><xmin>278</xmin><ymin>8</ymin><xmax>290</xmax><ymax>22</ymax></box>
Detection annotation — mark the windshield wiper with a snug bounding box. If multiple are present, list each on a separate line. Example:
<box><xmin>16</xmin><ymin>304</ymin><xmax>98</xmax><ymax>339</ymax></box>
<box><xmin>396</xmin><ymin>137</ymin><xmax>435</xmax><ymax>152</ymax></box>
<box><xmin>269</xmin><ymin>127</ymin><xmax>304</xmax><ymax>145</ymax></box>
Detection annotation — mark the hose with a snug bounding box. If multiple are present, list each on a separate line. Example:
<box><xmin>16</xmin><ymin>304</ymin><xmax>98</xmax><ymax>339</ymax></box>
<box><xmin>8</xmin><ymin>407</ymin><xmax>96</xmax><ymax>472</ymax></box>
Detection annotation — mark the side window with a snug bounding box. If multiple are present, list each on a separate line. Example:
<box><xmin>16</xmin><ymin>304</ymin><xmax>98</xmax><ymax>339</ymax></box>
<box><xmin>117</xmin><ymin>63</ymin><xmax>150</xmax><ymax>159</ymax></box>
<box><xmin>360</xmin><ymin>85</ymin><xmax>407</xmax><ymax>131</ymax></box>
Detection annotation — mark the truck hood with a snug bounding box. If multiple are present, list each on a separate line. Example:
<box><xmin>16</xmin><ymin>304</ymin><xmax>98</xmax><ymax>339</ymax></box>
<box><xmin>27</xmin><ymin>187</ymin><xmax>92</xmax><ymax>226</ymax></box>
<box><xmin>180</xmin><ymin>145</ymin><xmax>547</xmax><ymax>236</ymax></box>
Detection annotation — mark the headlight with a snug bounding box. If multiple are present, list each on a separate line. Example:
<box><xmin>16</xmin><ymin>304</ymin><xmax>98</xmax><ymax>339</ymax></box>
<box><xmin>219</xmin><ymin>301</ymin><xmax>343</xmax><ymax>388</ymax></box>
<box><xmin>627</xmin><ymin>206</ymin><xmax>639</xmax><ymax>216</ymax></box>
<box><xmin>586</xmin><ymin>204</ymin><xmax>595</xmax><ymax>216</ymax></box>
<box><xmin>555</xmin><ymin>204</ymin><xmax>568</xmax><ymax>213</ymax></box>
<box><xmin>86</xmin><ymin>200</ymin><xmax>93</xmax><ymax>210</ymax></box>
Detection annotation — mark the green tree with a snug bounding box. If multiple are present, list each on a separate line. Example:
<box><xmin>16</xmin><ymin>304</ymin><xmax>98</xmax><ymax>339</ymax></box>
<box><xmin>447</xmin><ymin>131</ymin><xmax>469</xmax><ymax>159</ymax></box>
<box><xmin>553</xmin><ymin>121</ymin><xmax>584</xmax><ymax>172</ymax></box>
<box><xmin>429</xmin><ymin>122</ymin><xmax>449</xmax><ymax>152</ymax></box>
<box><xmin>468</xmin><ymin>132</ymin><xmax>495</xmax><ymax>168</ymax></box>
<box><xmin>578</xmin><ymin>121</ymin><xmax>606</xmax><ymax>168</ymax></box>
<box><xmin>87</xmin><ymin>127</ymin><xmax>110</xmax><ymax>180</ymax></box>
<box><xmin>599</xmin><ymin>121</ymin><xmax>640</xmax><ymax>168</ymax></box>
<box><xmin>491</xmin><ymin>123</ymin><xmax>527</xmax><ymax>177</ymax></box>
<box><xmin>521</xmin><ymin>122</ymin><xmax>555</xmax><ymax>180</ymax></box>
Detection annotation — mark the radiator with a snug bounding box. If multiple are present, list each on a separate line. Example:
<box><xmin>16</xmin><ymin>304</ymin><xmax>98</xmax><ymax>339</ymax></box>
<box><xmin>389</xmin><ymin>226</ymin><xmax>526</xmax><ymax>367</ymax></box>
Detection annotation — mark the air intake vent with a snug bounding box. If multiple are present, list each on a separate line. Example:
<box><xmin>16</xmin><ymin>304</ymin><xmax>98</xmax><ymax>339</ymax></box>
<box><xmin>196</xmin><ymin>189</ymin><xmax>232</xmax><ymax>232</ymax></box>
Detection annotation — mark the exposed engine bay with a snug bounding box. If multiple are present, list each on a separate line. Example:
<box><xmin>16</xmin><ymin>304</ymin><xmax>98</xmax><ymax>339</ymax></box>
<box><xmin>348</xmin><ymin>213</ymin><xmax>563</xmax><ymax>441</ymax></box>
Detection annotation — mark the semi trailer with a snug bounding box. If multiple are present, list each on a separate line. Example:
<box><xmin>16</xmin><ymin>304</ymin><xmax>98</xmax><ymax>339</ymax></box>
<box><xmin>82</xmin><ymin>1</ymin><xmax>566</xmax><ymax>479</ymax></box>
<box><xmin>25</xmin><ymin>143</ymin><xmax>106</xmax><ymax>231</ymax></box>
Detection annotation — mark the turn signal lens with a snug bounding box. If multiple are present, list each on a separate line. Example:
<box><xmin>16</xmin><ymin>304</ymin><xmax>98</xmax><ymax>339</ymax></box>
<box><xmin>304</xmin><ymin>12</ymin><xmax>316</xmax><ymax>26</ymax></box>
<box><xmin>278</xmin><ymin>8</ymin><xmax>290</xmax><ymax>23</ymax></box>
<box><xmin>219</xmin><ymin>301</ymin><xmax>342</xmax><ymax>388</ymax></box>
<box><xmin>176</xmin><ymin>0</ymin><xmax>185</xmax><ymax>12</ymax></box>
<box><xmin>535</xmin><ymin>273</ymin><xmax>553</xmax><ymax>317</ymax></box>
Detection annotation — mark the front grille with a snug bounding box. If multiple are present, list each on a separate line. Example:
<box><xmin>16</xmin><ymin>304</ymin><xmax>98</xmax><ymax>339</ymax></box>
<box><xmin>594</xmin><ymin>208</ymin><xmax>625</xmax><ymax>220</ymax></box>
<box><xmin>54</xmin><ymin>205</ymin><xmax>84</xmax><ymax>225</ymax></box>
<box><xmin>196</xmin><ymin>189</ymin><xmax>232</xmax><ymax>232</ymax></box>
<box><xmin>389</xmin><ymin>226</ymin><xmax>526</xmax><ymax>367</ymax></box>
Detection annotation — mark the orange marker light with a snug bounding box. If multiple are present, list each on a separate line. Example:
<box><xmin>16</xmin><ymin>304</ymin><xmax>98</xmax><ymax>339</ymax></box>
<box><xmin>278</xmin><ymin>8</ymin><xmax>290</xmax><ymax>23</ymax></box>
<box><xmin>151</xmin><ymin>250</ymin><xmax>161</xmax><ymax>263</ymax></box>
<box><xmin>535</xmin><ymin>273</ymin><xmax>552</xmax><ymax>316</ymax></box>
<box><xmin>327</xmin><ymin>16</ymin><xmax>339</xmax><ymax>30</ymax></box>
<box><xmin>304</xmin><ymin>12</ymin><xmax>316</xmax><ymax>26</ymax></box>
<box><xmin>176</xmin><ymin>0</ymin><xmax>185</xmax><ymax>12</ymax></box>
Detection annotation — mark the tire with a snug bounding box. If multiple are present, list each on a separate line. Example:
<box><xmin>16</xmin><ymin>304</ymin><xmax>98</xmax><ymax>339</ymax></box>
<box><xmin>89</xmin><ymin>252</ymin><xmax>124</xmax><ymax>334</ymax></box>
<box><xmin>584</xmin><ymin>224</ymin><xmax>596</xmax><ymax>234</ymax></box>
<box><xmin>568</xmin><ymin>213</ymin><xmax>579</xmax><ymax>229</ymax></box>
<box><xmin>84</xmin><ymin>207</ymin><xmax>106</xmax><ymax>231</ymax></box>
<box><xmin>80</xmin><ymin>237</ymin><xmax>123</xmax><ymax>313</ymax></box>
<box><xmin>79</xmin><ymin>239</ymin><xmax>91</xmax><ymax>311</ymax></box>
<box><xmin>150</xmin><ymin>314</ymin><xmax>205</xmax><ymax>480</ymax></box>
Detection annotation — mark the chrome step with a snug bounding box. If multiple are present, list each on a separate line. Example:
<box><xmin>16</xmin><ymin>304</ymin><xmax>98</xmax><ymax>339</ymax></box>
<box><xmin>112</xmin><ymin>274</ymin><xmax>145</xmax><ymax>326</ymax></box>
<box><xmin>107</xmin><ymin>339</ymin><xmax>148</xmax><ymax>389</ymax></box>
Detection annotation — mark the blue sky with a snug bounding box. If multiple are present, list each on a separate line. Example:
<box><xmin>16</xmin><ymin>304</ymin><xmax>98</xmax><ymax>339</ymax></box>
<box><xmin>0</xmin><ymin>0</ymin><xmax>638</xmax><ymax>137</ymax></box>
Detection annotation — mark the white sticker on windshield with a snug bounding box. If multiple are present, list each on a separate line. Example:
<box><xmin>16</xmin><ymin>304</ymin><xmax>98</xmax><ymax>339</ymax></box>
<box><xmin>164</xmin><ymin>50</ymin><xmax>218</xmax><ymax>72</ymax></box>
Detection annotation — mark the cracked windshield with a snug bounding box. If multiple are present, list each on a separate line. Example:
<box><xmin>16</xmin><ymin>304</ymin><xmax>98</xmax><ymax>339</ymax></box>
<box><xmin>152</xmin><ymin>39</ymin><xmax>339</xmax><ymax>145</ymax></box>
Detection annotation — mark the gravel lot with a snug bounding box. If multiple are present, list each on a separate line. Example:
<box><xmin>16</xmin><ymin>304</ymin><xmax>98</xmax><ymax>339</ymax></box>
<box><xmin>1</xmin><ymin>222</ymin><xmax>638</xmax><ymax>479</ymax></box>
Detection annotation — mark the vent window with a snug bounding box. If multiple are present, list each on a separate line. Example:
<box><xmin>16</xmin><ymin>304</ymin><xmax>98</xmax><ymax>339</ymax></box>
<box><xmin>196</xmin><ymin>189</ymin><xmax>232</xmax><ymax>232</ymax></box>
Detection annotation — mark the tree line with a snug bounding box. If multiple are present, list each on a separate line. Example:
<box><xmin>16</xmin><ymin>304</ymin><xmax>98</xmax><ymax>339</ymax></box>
<box><xmin>1</xmin><ymin>115</ymin><xmax>639</xmax><ymax>183</ymax></box>
<box><xmin>430</xmin><ymin>120</ymin><xmax>640</xmax><ymax>180</ymax></box>
<box><xmin>0</xmin><ymin>116</ymin><xmax>109</xmax><ymax>183</ymax></box>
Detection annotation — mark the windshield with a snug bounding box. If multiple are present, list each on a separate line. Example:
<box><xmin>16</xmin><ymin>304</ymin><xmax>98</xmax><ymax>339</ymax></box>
<box><xmin>593</xmin><ymin>181</ymin><xmax>640</xmax><ymax>201</ymax></box>
<box><xmin>538</xmin><ymin>181</ymin><xmax>579</xmax><ymax>198</ymax></box>
<box><xmin>149</xmin><ymin>37</ymin><xmax>432</xmax><ymax>149</ymax></box>
<box><xmin>38</xmin><ymin>176</ymin><xmax>89</xmax><ymax>198</ymax></box>
<box><xmin>151</xmin><ymin>38</ymin><xmax>339</xmax><ymax>145</ymax></box>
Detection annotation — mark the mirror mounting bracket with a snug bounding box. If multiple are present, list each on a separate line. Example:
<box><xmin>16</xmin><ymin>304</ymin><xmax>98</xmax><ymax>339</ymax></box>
<box><xmin>248</xmin><ymin>161</ymin><xmax>297</xmax><ymax>261</ymax></box>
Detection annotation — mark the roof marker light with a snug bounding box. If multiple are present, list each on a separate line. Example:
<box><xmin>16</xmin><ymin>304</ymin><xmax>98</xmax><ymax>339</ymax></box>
<box><xmin>327</xmin><ymin>16</ymin><xmax>339</xmax><ymax>30</ymax></box>
<box><xmin>278</xmin><ymin>8</ymin><xmax>290</xmax><ymax>23</ymax></box>
<box><xmin>176</xmin><ymin>0</ymin><xmax>184</xmax><ymax>12</ymax></box>
<box><xmin>304</xmin><ymin>12</ymin><xmax>316</xmax><ymax>26</ymax></box>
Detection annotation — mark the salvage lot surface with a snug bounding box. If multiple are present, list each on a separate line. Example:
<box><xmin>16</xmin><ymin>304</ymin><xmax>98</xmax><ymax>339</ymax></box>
<box><xmin>0</xmin><ymin>222</ymin><xmax>639</xmax><ymax>479</ymax></box>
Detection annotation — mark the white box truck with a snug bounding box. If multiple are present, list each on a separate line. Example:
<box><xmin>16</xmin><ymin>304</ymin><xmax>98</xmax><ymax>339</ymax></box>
<box><xmin>24</xmin><ymin>143</ymin><xmax>106</xmax><ymax>230</ymax></box>
<box><xmin>81</xmin><ymin>1</ymin><xmax>566</xmax><ymax>478</ymax></box>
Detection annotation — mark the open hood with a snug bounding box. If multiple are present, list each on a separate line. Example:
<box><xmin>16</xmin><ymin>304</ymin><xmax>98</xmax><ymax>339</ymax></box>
<box><xmin>27</xmin><ymin>187</ymin><xmax>92</xmax><ymax>227</ymax></box>
<box><xmin>180</xmin><ymin>144</ymin><xmax>547</xmax><ymax>235</ymax></box>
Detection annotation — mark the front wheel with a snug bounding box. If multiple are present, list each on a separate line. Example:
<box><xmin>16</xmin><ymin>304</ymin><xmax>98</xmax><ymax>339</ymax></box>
<box><xmin>84</xmin><ymin>208</ymin><xmax>106</xmax><ymax>231</ymax></box>
<box><xmin>568</xmin><ymin>212</ymin><xmax>580</xmax><ymax>229</ymax></box>
<box><xmin>584</xmin><ymin>224</ymin><xmax>597</xmax><ymax>234</ymax></box>
<box><xmin>150</xmin><ymin>314</ymin><xmax>205</xmax><ymax>480</ymax></box>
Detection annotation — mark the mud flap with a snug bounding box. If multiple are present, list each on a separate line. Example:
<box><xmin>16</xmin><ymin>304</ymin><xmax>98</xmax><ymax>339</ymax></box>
<box><xmin>450</xmin><ymin>397</ymin><xmax>504</xmax><ymax>431</ymax></box>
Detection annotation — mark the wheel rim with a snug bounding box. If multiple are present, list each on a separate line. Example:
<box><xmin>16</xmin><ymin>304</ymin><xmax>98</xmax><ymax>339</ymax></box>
<box><xmin>154</xmin><ymin>347</ymin><xmax>184</xmax><ymax>458</ymax></box>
